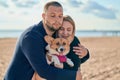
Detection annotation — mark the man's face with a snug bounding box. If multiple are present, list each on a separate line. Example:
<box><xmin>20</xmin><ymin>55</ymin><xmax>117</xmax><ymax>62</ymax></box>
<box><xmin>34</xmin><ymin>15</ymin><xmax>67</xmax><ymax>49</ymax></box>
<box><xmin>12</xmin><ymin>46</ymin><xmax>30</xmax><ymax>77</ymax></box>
<box><xmin>43</xmin><ymin>6</ymin><xmax>63</xmax><ymax>31</ymax></box>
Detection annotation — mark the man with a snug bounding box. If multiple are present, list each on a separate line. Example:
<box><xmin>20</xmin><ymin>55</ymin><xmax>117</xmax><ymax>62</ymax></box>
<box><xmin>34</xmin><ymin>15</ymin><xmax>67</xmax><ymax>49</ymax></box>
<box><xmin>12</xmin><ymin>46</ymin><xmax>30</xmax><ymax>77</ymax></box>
<box><xmin>4</xmin><ymin>1</ymin><xmax>82</xmax><ymax>80</ymax></box>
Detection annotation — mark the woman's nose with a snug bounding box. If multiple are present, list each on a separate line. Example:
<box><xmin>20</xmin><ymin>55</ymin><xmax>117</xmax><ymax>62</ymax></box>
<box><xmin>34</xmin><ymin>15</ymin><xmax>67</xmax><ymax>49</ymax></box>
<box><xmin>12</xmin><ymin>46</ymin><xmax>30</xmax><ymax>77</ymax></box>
<box><xmin>63</xmin><ymin>30</ymin><xmax>67</xmax><ymax>35</ymax></box>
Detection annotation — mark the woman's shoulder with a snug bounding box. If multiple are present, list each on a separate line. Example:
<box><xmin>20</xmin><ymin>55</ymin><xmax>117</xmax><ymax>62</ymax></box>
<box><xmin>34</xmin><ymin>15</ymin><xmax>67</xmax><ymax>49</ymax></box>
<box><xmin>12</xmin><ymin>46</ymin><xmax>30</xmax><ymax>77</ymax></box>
<box><xmin>74</xmin><ymin>36</ymin><xmax>79</xmax><ymax>40</ymax></box>
<box><xmin>73</xmin><ymin>36</ymin><xmax>80</xmax><ymax>42</ymax></box>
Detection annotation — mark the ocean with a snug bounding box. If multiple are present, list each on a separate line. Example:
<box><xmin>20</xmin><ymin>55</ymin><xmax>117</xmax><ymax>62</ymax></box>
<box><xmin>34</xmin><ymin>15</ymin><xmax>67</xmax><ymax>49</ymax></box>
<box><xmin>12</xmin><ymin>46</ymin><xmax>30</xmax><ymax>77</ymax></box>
<box><xmin>0</xmin><ymin>30</ymin><xmax>120</xmax><ymax>38</ymax></box>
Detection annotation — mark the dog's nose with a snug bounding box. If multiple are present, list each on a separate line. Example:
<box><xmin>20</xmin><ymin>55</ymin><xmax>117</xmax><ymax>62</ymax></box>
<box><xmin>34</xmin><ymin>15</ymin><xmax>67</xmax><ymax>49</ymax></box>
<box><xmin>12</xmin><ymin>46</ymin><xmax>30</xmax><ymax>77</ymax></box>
<box><xmin>60</xmin><ymin>48</ymin><xmax>64</xmax><ymax>52</ymax></box>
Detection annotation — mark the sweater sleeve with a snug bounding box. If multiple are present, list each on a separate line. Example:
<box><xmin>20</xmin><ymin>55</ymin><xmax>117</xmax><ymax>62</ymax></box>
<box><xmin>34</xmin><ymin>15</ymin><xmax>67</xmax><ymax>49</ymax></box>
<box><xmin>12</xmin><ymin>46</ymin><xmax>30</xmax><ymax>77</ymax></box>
<box><xmin>81</xmin><ymin>49</ymin><xmax>90</xmax><ymax>63</ymax></box>
<box><xmin>75</xmin><ymin>36</ymin><xmax>90</xmax><ymax>64</ymax></box>
<box><xmin>21</xmin><ymin>32</ymin><xmax>76</xmax><ymax>80</ymax></box>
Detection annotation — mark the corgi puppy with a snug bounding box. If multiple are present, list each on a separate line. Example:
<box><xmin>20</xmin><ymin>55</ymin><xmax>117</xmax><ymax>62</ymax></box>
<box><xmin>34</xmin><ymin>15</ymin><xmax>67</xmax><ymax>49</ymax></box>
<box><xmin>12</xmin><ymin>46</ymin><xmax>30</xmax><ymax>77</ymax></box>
<box><xmin>44</xmin><ymin>35</ymin><xmax>74</xmax><ymax>67</ymax></box>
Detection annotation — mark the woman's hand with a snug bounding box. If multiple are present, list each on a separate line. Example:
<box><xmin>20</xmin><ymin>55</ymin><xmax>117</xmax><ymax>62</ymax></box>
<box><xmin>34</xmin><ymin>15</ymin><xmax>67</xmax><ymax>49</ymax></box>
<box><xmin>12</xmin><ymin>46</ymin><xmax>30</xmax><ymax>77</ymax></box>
<box><xmin>73</xmin><ymin>44</ymin><xmax>88</xmax><ymax>58</ymax></box>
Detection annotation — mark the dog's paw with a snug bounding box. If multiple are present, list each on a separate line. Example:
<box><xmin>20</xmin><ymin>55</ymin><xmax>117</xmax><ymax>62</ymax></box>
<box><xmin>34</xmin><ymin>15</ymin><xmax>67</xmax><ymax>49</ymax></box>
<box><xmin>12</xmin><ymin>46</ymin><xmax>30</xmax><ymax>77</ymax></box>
<box><xmin>54</xmin><ymin>63</ymin><xmax>63</xmax><ymax>69</ymax></box>
<box><xmin>52</xmin><ymin>56</ymin><xmax>61</xmax><ymax>65</ymax></box>
<box><xmin>69</xmin><ymin>62</ymin><xmax>74</xmax><ymax>67</ymax></box>
<box><xmin>67</xmin><ymin>61</ymin><xmax>74</xmax><ymax>67</ymax></box>
<box><xmin>66</xmin><ymin>58</ymin><xmax>74</xmax><ymax>67</ymax></box>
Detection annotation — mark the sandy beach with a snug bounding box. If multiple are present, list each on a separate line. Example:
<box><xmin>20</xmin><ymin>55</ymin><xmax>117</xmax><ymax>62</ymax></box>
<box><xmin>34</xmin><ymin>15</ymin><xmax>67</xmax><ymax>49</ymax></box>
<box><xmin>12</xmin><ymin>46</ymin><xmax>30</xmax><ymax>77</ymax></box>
<box><xmin>0</xmin><ymin>37</ymin><xmax>120</xmax><ymax>80</ymax></box>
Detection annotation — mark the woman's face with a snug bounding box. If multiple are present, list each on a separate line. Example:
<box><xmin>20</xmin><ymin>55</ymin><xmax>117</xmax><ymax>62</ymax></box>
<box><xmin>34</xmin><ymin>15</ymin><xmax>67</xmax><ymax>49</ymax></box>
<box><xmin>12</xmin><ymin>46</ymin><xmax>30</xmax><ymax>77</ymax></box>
<box><xmin>58</xmin><ymin>21</ymin><xmax>73</xmax><ymax>39</ymax></box>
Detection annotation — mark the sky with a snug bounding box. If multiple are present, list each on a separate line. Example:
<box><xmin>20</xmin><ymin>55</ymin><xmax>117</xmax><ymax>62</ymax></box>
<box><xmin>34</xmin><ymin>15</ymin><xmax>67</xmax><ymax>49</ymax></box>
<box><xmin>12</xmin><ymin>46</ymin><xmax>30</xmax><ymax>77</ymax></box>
<box><xmin>0</xmin><ymin>0</ymin><xmax>120</xmax><ymax>31</ymax></box>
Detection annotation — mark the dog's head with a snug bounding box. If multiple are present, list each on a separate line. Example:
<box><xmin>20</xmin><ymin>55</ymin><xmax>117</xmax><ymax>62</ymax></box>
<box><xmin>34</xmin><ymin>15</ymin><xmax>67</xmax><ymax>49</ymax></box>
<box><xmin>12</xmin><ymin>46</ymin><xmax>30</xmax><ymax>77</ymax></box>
<box><xmin>44</xmin><ymin>35</ymin><xmax>72</xmax><ymax>56</ymax></box>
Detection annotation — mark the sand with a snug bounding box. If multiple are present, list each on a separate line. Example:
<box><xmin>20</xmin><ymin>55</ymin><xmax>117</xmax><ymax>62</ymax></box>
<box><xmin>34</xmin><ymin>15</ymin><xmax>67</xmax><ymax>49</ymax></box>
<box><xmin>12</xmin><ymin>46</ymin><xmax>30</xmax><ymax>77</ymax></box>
<box><xmin>0</xmin><ymin>37</ymin><xmax>120</xmax><ymax>80</ymax></box>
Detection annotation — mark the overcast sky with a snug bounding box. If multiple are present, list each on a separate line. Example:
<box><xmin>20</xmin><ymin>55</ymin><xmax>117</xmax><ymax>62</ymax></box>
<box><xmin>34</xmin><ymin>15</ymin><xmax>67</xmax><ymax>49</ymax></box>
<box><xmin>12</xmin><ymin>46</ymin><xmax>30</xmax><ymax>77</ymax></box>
<box><xmin>0</xmin><ymin>0</ymin><xmax>120</xmax><ymax>30</ymax></box>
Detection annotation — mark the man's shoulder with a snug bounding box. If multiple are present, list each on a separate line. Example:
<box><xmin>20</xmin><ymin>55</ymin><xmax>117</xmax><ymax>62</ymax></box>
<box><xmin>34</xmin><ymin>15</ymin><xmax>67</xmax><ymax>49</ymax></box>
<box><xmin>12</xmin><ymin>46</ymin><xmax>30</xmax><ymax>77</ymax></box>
<box><xmin>29</xmin><ymin>21</ymin><xmax>44</xmax><ymax>33</ymax></box>
<box><xmin>20</xmin><ymin>21</ymin><xmax>46</xmax><ymax>39</ymax></box>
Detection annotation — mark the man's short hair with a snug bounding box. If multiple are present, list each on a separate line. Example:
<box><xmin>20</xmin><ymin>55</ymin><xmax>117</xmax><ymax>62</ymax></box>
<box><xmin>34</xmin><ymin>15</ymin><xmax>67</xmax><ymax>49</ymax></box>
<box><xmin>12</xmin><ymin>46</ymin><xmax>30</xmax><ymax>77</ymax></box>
<box><xmin>44</xmin><ymin>1</ymin><xmax>63</xmax><ymax>13</ymax></box>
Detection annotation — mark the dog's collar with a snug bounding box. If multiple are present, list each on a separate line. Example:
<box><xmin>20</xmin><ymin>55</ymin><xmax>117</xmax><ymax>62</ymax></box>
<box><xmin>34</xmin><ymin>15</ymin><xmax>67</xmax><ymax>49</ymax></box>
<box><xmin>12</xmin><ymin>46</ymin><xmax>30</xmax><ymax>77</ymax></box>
<box><xmin>53</xmin><ymin>54</ymin><xmax>67</xmax><ymax>63</ymax></box>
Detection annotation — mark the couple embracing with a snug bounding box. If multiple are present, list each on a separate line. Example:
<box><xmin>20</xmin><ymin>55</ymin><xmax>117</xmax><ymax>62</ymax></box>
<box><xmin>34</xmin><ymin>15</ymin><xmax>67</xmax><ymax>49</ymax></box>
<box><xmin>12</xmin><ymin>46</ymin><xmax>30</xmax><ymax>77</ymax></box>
<box><xmin>4</xmin><ymin>1</ymin><xmax>89</xmax><ymax>80</ymax></box>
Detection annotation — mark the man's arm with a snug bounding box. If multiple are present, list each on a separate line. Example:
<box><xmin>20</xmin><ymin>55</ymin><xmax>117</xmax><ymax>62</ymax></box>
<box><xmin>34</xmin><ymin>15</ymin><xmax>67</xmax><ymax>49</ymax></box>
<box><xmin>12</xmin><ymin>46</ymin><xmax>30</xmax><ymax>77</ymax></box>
<box><xmin>76</xmin><ymin>71</ymin><xmax>82</xmax><ymax>80</ymax></box>
<box><xmin>21</xmin><ymin>33</ymin><xmax>77</xmax><ymax>80</ymax></box>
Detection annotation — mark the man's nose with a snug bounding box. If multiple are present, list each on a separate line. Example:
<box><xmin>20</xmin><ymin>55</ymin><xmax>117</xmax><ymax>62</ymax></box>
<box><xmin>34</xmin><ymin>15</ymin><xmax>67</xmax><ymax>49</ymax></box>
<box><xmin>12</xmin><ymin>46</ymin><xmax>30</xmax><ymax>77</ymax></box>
<box><xmin>55</xmin><ymin>16</ymin><xmax>61</xmax><ymax>21</ymax></box>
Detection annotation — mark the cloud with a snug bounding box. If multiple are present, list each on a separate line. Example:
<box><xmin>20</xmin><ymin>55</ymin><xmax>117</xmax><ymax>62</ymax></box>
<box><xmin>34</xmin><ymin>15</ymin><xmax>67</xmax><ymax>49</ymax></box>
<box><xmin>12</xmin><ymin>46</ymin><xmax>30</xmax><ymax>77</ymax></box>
<box><xmin>12</xmin><ymin>0</ymin><xmax>39</xmax><ymax>8</ymax></box>
<box><xmin>0</xmin><ymin>0</ymin><xmax>118</xmax><ymax>20</ymax></box>
<box><xmin>0</xmin><ymin>0</ymin><xmax>9</xmax><ymax>8</ymax></box>
<box><xmin>67</xmin><ymin>0</ymin><xmax>83</xmax><ymax>7</ymax></box>
<box><xmin>80</xmin><ymin>1</ymin><xmax>117</xmax><ymax>19</ymax></box>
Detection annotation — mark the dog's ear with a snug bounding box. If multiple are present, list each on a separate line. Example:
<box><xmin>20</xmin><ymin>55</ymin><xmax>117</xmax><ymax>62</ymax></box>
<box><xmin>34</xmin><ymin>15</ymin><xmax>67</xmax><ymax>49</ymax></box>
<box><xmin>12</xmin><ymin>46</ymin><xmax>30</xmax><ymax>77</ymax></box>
<box><xmin>44</xmin><ymin>35</ymin><xmax>54</xmax><ymax>44</ymax></box>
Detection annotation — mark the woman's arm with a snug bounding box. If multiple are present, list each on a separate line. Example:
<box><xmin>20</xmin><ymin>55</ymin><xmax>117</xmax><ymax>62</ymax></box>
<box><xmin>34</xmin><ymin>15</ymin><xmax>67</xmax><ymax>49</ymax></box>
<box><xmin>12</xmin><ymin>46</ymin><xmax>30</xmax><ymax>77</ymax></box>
<box><xmin>81</xmin><ymin>49</ymin><xmax>90</xmax><ymax>63</ymax></box>
<box><xmin>73</xmin><ymin>36</ymin><xmax>90</xmax><ymax>63</ymax></box>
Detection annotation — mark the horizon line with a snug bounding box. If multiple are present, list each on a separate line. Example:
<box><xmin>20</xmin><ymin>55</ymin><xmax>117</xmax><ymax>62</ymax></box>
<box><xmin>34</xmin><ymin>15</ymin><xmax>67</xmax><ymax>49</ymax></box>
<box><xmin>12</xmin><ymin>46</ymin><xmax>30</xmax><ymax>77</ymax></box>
<box><xmin>0</xmin><ymin>29</ymin><xmax>120</xmax><ymax>32</ymax></box>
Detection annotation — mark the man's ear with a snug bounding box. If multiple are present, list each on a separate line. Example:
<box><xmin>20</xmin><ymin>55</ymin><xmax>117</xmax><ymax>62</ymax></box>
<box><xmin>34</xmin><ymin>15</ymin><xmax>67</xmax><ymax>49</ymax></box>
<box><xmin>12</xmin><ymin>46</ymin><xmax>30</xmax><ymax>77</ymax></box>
<box><xmin>42</xmin><ymin>13</ymin><xmax>45</xmax><ymax>20</ymax></box>
<box><xmin>44</xmin><ymin>35</ymin><xmax>54</xmax><ymax>44</ymax></box>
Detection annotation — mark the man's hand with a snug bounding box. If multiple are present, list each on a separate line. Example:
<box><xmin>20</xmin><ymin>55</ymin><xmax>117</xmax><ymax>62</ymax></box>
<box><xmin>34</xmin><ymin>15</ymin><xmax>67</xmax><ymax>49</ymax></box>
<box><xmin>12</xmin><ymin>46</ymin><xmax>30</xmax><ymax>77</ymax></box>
<box><xmin>76</xmin><ymin>70</ymin><xmax>82</xmax><ymax>80</ymax></box>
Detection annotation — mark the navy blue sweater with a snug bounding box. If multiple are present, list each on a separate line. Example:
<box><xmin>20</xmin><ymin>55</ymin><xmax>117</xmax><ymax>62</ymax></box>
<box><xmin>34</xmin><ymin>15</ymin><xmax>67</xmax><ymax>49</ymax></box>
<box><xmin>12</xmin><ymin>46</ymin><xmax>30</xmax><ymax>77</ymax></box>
<box><xmin>4</xmin><ymin>21</ymin><xmax>77</xmax><ymax>80</ymax></box>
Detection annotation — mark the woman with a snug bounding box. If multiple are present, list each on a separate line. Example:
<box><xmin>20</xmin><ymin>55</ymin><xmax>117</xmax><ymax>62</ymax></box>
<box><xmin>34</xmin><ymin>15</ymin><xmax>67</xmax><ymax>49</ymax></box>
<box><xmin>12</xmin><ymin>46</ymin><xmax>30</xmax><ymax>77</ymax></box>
<box><xmin>57</xmin><ymin>15</ymin><xmax>90</xmax><ymax>71</ymax></box>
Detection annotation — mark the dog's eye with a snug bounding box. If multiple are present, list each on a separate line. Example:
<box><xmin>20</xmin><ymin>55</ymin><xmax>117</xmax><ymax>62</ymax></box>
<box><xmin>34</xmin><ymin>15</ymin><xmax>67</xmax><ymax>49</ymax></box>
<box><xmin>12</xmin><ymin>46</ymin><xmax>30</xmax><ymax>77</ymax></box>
<box><xmin>56</xmin><ymin>42</ymin><xmax>60</xmax><ymax>45</ymax></box>
<box><xmin>63</xmin><ymin>42</ymin><xmax>66</xmax><ymax>45</ymax></box>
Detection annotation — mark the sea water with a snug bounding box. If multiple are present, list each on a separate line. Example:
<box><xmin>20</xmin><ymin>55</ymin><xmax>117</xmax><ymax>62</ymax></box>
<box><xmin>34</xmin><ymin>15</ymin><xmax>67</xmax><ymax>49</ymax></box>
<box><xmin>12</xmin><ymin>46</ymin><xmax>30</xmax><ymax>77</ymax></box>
<box><xmin>0</xmin><ymin>30</ymin><xmax>120</xmax><ymax>38</ymax></box>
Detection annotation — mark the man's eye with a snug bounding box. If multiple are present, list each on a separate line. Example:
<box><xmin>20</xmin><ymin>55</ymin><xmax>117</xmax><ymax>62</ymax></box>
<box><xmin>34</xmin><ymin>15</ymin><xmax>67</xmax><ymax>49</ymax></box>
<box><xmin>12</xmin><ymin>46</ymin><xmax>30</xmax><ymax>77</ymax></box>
<box><xmin>59</xmin><ymin>15</ymin><xmax>63</xmax><ymax>18</ymax></box>
<box><xmin>51</xmin><ymin>16</ymin><xmax>55</xmax><ymax>17</ymax></box>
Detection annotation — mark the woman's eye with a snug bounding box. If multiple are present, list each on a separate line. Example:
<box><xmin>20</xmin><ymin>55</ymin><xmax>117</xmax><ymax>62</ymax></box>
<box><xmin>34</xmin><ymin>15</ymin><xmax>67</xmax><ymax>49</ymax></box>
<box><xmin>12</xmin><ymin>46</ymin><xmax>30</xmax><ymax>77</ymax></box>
<box><xmin>67</xmin><ymin>28</ymin><xmax>71</xmax><ymax>31</ymax></box>
<box><xmin>67</xmin><ymin>29</ymin><xmax>72</xmax><ymax>31</ymax></box>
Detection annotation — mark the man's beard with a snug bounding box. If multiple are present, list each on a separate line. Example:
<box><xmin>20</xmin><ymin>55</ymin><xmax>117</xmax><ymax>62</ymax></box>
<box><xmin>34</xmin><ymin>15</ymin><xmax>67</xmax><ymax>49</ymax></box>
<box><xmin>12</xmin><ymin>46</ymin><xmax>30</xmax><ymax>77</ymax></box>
<box><xmin>45</xmin><ymin>20</ymin><xmax>61</xmax><ymax>32</ymax></box>
<box><xmin>46</xmin><ymin>24</ymin><xmax>56</xmax><ymax>32</ymax></box>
